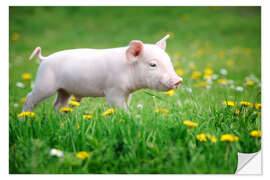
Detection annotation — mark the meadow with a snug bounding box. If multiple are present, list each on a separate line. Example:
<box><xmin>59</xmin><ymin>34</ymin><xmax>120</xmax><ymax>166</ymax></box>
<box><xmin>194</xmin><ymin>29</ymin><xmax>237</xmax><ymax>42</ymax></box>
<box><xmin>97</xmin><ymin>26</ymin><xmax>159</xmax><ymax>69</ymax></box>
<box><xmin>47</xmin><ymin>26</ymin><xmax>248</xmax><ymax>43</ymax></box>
<box><xmin>9</xmin><ymin>7</ymin><xmax>261</xmax><ymax>174</ymax></box>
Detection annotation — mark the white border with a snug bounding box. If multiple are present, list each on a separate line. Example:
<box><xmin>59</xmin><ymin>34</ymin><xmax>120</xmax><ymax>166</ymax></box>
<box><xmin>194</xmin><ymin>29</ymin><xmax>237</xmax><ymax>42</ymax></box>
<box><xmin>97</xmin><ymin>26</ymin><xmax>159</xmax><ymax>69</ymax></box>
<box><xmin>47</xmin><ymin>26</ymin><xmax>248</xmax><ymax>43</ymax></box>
<box><xmin>2</xmin><ymin>0</ymin><xmax>270</xmax><ymax>179</ymax></box>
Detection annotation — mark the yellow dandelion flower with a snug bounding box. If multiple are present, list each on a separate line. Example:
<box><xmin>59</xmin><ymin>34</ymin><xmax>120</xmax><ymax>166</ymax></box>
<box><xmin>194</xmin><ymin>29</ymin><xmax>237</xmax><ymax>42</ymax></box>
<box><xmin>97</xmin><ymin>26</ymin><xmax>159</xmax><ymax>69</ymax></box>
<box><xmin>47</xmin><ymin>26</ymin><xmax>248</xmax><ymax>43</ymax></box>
<box><xmin>173</xmin><ymin>52</ymin><xmax>181</xmax><ymax>59</ymax></box>
<box><xmin>226</xmin><ymin>60</ymin><xmax>234</xmax><ymax>67</ymax></box>
<box><xmin>220</xmin><ymin>134</ymin><xmax>239</xmax><ymax>142</ymax></box>
<box><xmin>21</xmin><ymin>73</ymin><xmax>32</xmax><ymax>80</ymax></box>
<box><xmin>192</xmin><ymin>71</ymin><xmax>202</xmax><ymax>80</ymax></box>
<box><xmin>19</xmin><ymin>97</ymin><xmax>26</xmax><ymax>104</ymax></box>
<box><xmin>76</xmin><ymin>151</ymin><xmax>90</xmax><ymax>160</ymax></box>
<box><xmin>11</xmin><ymin>32</ymin><xmax>20</xmax><ymax>41</ymax></box>
<box><xmin>155</xmin><ymin>109</ymin><xmax>169</xmax><ymax>116</ymax></box>
<box><xmin>196</xmin><ymin>134</ymin><xmax>207</xmax><ymax>142</ymax></box>
<box><xmin>183</xmin><ymin>120</ymin><xmax>198</xmax><ymax>127</ymax></box>
<box><xmin>76</xmin><ymin>124</ymin><xmax>80</xmax><ymax>129</ymax></box>
<box><xmin>167</xmin><ymin>32</ymin><xmax>174</xmax><ymax>39</ymax></box>
<box><xmin>71</xmin><ymin>96</ymin><xmax>76</xmax><ymax>101</ymax></box>
<box><xmin>83</xmin><ymin>115</ymin><xmax>93</xmax><ymax>120</ymax></box>
<box><xmin>194</xmin><ymin>81</ymin><xmax>208</xmax><ymax>88</ymax></box>
<box><xmin>255</xmin><ymin>103</ymin><xmax>261</xmax><ymax>110</ymax></box>
<box><xmin>17</xmin><ymin>111</ymin><xmax>35</xmax><ymax>118</ymax></box>
<box><xmin>196</xmin><ymin>49</ymin><xmax>204</xmax><ymax>58</ymax></box>
<box><xmin>176</xmin><ymin>69</ymin><xmax>184</xmax><ymax>76</ymax></box>
<box><xmin>240</xmin><ymin>101</ymin><xmax>252</xmax><ymax>107</ymax></box>
<box><xmin>223</xmin><ymin>101</ymin><xmax>235</xmax><ymax>107</ymax></box>
<box><xmin>119</xmin><ymin>119</ymin><xmax>124</xmax><ymax>123</ymax></box>
<box><xmin>59</xmin><ymin>107</ymin><xmax>73</xmax><ymax>113</ymax></box>
<box><xmin>234</xmin><ymin>109</ymin><xmax>240</xmax><ymax>115</ymax></box>
<box><xmin>69</xmin><ymin>100</ymin><xmax>80</xmax><ymax>107</ymax></box>
<box><xmin>164</xmin><ymin>90</ymin><xmax>175</xmax><ymax>96</ymax></box>
<box><xmin>204</xmin><ymin>68</ymin><xmax>213</xmax><ymax>76</ymax></box>
<box><xmin>190</xmin><ymin>64</ymin><xmax>197</xmax><ymax>71</ymax></box>
<box><xmin>180</xmin><ymin>14</ymin><xmax>190</xmax><ymax>22</ymax></box>
<box><xmin>246</xmin><ymin>81</ymin><xmax>254</xmax><ymax>86</ymax></box>
<box><xmin>173</xmin><ymin>61</ymin><xmax>180</xmax><ymax>67</ymax></box>
<box><xmin>210</xmin><ymin>136</ymin><xmax>217</xmax><ymax>143</ymax></box>
<box><xmin>101</xmin><ymin>108</ymin><xmax>115</xmax><ymax>116</ymax></box>
<box><xmin>250</xmin><ymin>130</ymin><xmax>261</xmax><ymax>138</ymax></box>
<box><xmin>217</xmin><ymin>79</ymin><xmax>228</xmax><ymax>85</ymax></box>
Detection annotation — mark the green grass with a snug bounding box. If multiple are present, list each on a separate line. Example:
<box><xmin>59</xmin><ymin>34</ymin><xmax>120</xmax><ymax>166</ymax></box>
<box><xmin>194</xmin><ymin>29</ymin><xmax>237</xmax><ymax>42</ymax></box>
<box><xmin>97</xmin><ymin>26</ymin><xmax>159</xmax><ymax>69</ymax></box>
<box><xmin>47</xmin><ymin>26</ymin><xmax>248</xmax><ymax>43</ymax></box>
<box><xmin>9</xmin><ymin>7</ymin><xmax>261</xmax><ymax>174</ymax></box>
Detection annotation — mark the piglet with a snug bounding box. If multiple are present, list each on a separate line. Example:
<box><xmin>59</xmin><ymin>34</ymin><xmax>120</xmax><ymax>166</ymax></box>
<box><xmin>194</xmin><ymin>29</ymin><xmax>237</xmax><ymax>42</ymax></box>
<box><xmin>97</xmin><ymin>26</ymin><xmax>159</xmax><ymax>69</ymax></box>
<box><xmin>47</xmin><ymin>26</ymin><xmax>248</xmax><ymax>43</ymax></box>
<box><xmin>23</xmin><ymin>35</ymin><xmax>183</xmax><ymax>112</ymax></box>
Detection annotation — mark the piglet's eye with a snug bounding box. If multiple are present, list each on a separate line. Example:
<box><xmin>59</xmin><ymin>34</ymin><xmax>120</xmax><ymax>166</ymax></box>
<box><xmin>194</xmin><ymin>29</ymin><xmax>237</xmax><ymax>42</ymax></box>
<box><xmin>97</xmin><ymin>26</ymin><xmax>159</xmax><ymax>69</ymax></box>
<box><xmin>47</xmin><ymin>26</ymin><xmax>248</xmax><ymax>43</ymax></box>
<box><xmin>149</xmin><ymin>63</ymin><xmax>157</xmax><ymax>67</ymax></box>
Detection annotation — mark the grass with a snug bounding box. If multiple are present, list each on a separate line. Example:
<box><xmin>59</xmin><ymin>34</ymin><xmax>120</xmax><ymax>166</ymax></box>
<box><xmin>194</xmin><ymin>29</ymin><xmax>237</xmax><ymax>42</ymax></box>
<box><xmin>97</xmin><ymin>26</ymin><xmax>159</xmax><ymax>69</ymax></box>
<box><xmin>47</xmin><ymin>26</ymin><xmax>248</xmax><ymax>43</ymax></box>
<box><xmin>9</xmin><ymin>7</ymin><xmax>261</xmax><ymax>174</ymax></box>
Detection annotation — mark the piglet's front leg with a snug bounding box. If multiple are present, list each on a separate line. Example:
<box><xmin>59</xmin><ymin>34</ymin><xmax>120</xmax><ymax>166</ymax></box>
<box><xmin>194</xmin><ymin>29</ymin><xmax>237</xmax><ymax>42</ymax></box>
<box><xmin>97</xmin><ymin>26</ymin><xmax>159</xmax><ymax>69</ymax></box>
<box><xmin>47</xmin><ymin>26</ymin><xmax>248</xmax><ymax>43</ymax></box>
<box><xmin>105</xmin><ymin>89</ymin><xmax>128</xmax><ymax>113</ymax></box>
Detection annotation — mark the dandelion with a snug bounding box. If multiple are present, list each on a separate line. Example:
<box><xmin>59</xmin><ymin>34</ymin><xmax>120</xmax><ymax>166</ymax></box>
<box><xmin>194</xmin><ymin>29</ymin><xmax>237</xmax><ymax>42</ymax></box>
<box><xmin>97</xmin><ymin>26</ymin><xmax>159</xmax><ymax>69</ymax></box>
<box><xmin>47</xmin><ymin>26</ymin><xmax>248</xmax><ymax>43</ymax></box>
<box><xmin>155</xmin><ymin>109</ymin><xmax>168</xmax><ymax>116</ymax></box>
<box><xmin>21</xmin><ymin>73</ymin><xmax>32</xmax><ymax>80</ymax></box>
<box><xmin>234</xmin><ymin>109</ymin><xmax>240</xmax><ymax>115</ymax></box>
<box><xmin>119</xmin><ymin>119</ymin><xmax>124</xmax><ymax>123</ymax></box>
<box><xmin>19</xmin><ymin>97</ymin><xmax>26</xmax><ymax>104</ymax></box>
<box><xmin>173</xmin><ymin>61</ymin><xmax>180</xmax><ymax>67</ymax></box>
<box><xmin>137</xmin><ymin>104</ymin><xmax>143</xmax><ymax>109</ymax></box>
<box><xmin>226</xmin><ymin>60</ymin><xmax>234</xmax><ymax>67</ymax></box>
<box><xmin>50</xmin><ymin>148</ymin><xmax>64</xmax><ymax>157</ymax></box>
<box><xmin>59</xmin><ymin>107</ymin><xmax>73</xmax><ymax>113</ymax></box>
<box><xmin>183</xmin><ymin>120</ymin><xmax>198</xmax><ymax>127</ymax></box>
<box><xmin>246</xmin><ymin>81</ymin><xmax>254</xmax><ymax>86</ymax></box>
<box><xmin>194</xmin><ymin>81</ymin><xmax>208</xmax><ymax>88</ymax></box>
<box><xmin>101</xmin><ymin>108</ymin><xmax>115</xmax><ymax>116</ymax></box>
<box><xmin>220</xmin><ymin>134</ymin><xmax>239</xmax><ymax>142</ymax></box>
<box><xmin>204</xmin><ymin>68</ymin><xmax>213</xmax><ymax>76</ymax></box>
<box><xmin>196</xmin><ymin>134</ymin><xmax>207</xmax><ymax>142</ymax></box>
<box><xmin>83</xmin><ymin>115</ymin><xmax>93</xmax><ymax>120</ymax></box>
<box><xmin>16</xmin><ymin>82</ymin><xmax>25</xmax><ymax>88</ymax></box>
<box><xmin>190</xmin><ymin>64</ymin><xmax>197</xmax><ymax>71</ymax></box>
<box><xmin>223</xmin><ymin>101</ymin><xmax>235</xmax><ymax>107</ymax></box>
<box><xmin>164</xmin><ymin>90</ymin><xmax>175</xmax><ymax>96</ymax></box>
<box><xmin>220</xmin><ymin>69</ymin><xmax>228</xmax><ymax>75</ymax></box>
<box><xmin>76</xmin><ymin>151</ymin><xmax>90</xmax><ymax>160</ymax></box>
<box><xmin>69</xmin><ymin>100</ymin><xmax>80</xmax><ymax>107</ymax></box>
<box><xmin>17</xmin><ymin>112</ymin><xmax>35</xmax><ymax>118</ymax></box>
<box><xmin>192</xmin><ymin>71</ymin><xmax>202</xmax><ymax>80</ymax></box>
<box><xmin>180</xmin><ymin>14</ymin><xmax>190</xmax><ymax>22</ymax></box>
<box><xmin>11</xmin><ymin>32</ymin><xmax>20</xmax><ymax>41</ymax></box>
<box><xmin>176</xmin><ymin>69</ymin><xmax>184</xmax><ymax>76</ymax></box>
<box><xmin>217</xmin><ymin>79</ymin><xmax>228</xmax><ymax>85</ymax></box>
<box><xmin>250</xmin><ymin>130</ymin><xmax>261</xmax><ymax>138</ymax></box>
<box><xmin>76</xmin><ymin>124</ymin><xmax>80</xmax><ymax>129</ymax></box>
<box><xmin>240</xmin><ymin>101</ymin><xmax>252</xmax><ymax>107</ymax></box>
<box><xmin>196</xmin><ymin>49</ymin><xmax>204</xmax><ymax>58</ymax></box>
<box><xmin>235</xmin><ymin>86</ymin><xmax>244</xmax><ymax>92</ymax></box>
<box><xmin>255</xmin><ymin>103</ymin><xmax>261</xmax><ymax>110</ymax></box>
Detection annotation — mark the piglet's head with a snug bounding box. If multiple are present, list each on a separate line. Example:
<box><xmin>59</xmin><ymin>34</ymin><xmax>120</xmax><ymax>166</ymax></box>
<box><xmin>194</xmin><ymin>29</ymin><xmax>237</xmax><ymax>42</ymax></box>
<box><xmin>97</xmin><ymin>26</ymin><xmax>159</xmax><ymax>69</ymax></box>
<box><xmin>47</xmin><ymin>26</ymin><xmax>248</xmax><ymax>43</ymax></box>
<box><xmin>126</xmin><ymin>34</ymin><xmax>183</xmax><ymax>91</ymax></box>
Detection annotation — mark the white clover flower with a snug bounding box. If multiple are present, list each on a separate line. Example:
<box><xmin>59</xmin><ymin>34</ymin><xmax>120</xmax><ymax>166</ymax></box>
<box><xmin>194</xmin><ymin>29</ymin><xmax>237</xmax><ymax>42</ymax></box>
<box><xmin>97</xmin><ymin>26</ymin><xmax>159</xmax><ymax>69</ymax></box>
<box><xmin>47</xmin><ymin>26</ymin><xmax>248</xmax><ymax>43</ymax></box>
<box><xmin>220</xmin><ymin>69</ymin><xmax>228</xmax><ymax>75</ymax></box>
<box><xmin>16</xmin><ymin>82</ymin><xmax>25</xmax><ymax>88</ymax></box>
<box><xmin>228</xmin><ymin>80</ymin><xmax>234</xmax><ymax>85</ymax></box>
<box><xmin>14</xmin><ymin>103</ymin><xmax>19</xmax><ymax>108</ymax></box>
<box><xmin>137</xmin><ymin>104</ymin><xmax>143</xmax><ymax>109</ymax></box>
<box><xmin>186</xmin><ymin>87</ymin><xmax>192</xmax><ymax>93</ymax></box>
<box><xmin>212</xmin><ymin>74</ymin><xmax>218</xmax><ymax>80</ymax></box>
<box><xmin>50</xmin><ymin>148</ymin><xmax>63</xmax><ymax>157</ymax></box>
<box><xmin>235</xmin><ymin>86</ymin><xmax>244</xmax><ymax>92</ymax></box>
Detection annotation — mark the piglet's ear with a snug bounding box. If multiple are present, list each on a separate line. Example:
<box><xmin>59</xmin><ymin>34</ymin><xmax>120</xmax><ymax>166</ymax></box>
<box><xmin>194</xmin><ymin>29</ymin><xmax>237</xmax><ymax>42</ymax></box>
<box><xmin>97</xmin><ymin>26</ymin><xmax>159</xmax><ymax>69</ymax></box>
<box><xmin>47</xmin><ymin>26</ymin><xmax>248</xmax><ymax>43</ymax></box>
<box><xmin>156</xmin><ymin>34</ymin><xmax>170</xmax><ymax>50</ymax></box>
<box><xmin>126</xmin><ymin>40</ymin><xmax>143</xmax><ymax>62</ymax></box>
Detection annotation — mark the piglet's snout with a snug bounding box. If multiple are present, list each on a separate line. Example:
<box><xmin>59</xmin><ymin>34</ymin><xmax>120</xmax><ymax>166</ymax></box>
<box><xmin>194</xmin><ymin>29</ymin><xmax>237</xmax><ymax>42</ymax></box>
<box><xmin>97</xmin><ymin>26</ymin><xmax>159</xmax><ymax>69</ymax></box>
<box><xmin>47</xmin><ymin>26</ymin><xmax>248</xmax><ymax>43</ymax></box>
<box><xmin>170</xmin><ymin>77</ymin><xmax>183</xmax><ymax>89</ymax></box>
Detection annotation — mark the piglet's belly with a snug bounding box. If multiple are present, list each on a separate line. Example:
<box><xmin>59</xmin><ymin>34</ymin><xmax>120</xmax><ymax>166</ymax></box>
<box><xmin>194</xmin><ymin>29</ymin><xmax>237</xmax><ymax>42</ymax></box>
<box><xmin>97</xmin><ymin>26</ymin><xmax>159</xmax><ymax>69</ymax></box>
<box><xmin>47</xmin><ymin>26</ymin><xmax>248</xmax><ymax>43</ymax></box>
<box><xmin>58</xmin><ymin>81</ymin><xmax>106</xmax><ymax>97</ymax></box>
